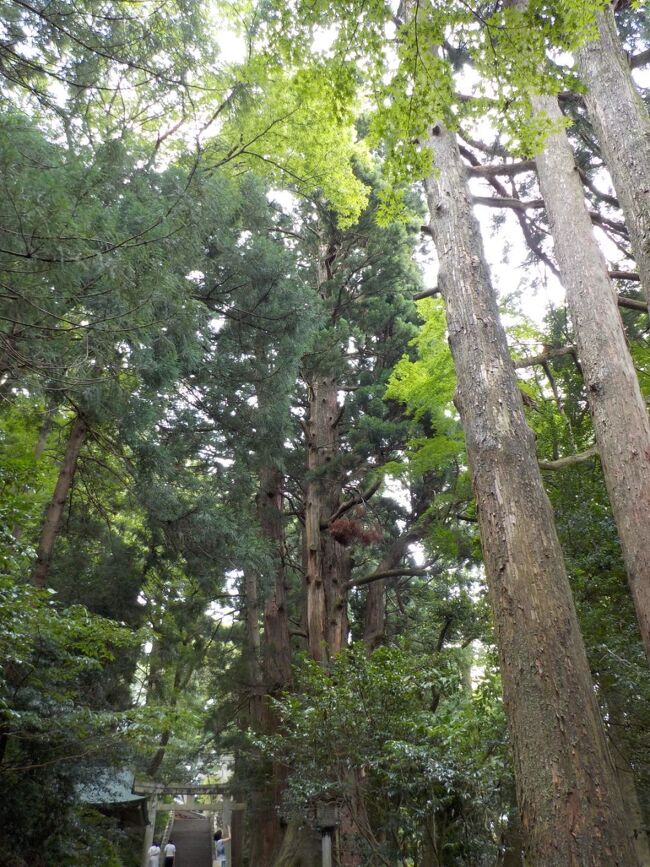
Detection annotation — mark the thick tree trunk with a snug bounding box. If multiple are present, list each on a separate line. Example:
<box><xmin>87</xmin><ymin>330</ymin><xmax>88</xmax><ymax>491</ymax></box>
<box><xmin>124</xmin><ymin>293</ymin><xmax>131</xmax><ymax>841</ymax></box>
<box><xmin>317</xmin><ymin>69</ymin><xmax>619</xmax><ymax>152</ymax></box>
<box><xmin>424</xmin><ymin>123</ymin><xmax>636</xmax><ymax>865</ymax></box>
<box><xmin>272</xmin><ymin>820</ymin><xmax>321</xmax><ymax>867</ymax></box>
<box><xmin>31</xmin><ymin>413</ymin><xmax>87</xmax><ymax>589</ymax></box>
<box><xmin>526</xmin><ymin>88</ymin><xmax>650</xmax><ymax>666</ymax></box>
<box><xmin>248</xmin><ymin>464</ymin><xmax>292</xmax><ymax>866</ymax></box>
<box><xmin>575</xmin><ymin>6</ymin><xmax>650</xmax><ymax>304</ymax></box>
<box><xmin>259</xmin><ymin>465</ymin><xmax>292</xmax><ymax>692</ymax></box>
<box><xmin>304</xmin><ymin>374</ymin><xmax>348</xmax><ymax>663</ymax></box>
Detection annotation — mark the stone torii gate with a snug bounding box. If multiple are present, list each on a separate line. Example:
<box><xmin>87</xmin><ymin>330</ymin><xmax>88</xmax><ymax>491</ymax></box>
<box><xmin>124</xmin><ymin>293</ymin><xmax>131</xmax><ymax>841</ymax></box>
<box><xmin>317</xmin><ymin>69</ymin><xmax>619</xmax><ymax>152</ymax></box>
<box><xmin>133</xmin><ymin>781</ymin><xmax>244</xmax><ymax>867</ymax></box>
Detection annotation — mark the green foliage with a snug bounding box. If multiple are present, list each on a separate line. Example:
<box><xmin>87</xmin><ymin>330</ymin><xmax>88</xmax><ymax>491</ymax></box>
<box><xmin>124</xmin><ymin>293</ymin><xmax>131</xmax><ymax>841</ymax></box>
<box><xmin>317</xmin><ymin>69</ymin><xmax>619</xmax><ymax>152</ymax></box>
<box><xmin>0</xmin><ymin>0</ymin><xmax>218</xmax><ymax>148</ymax></box>
<box><xmin>384</xmin><ymin>298</ymin><xmax>475</xmax><ymax>557</ymax></box>
<box><xmin>0</xmin><ymin>579</ymin><xmax>137</xmax><ymax>866</ymax></box>
<box><xmin>262</xmin><ymin>644</ymin><xmax>512</xmax><ymax>865</ymax></box>
<box><xmin>386</xmin><ymin>300</ymin><xmax>455</xmax><ymax>421</ymax></box>
<box><xmin>210</xmin><ymin>57</ymin><xmax>371</xmax><ymax>226</ymax></box>
<box><xmin>1</xmin><ymin>1</ymin><xmax>648</xmax><ymax>863</ymax></box>
<box><xmin>0</xmin><ymin>401</ymin><xmax>59</xmax><ymax>573</ymax></box>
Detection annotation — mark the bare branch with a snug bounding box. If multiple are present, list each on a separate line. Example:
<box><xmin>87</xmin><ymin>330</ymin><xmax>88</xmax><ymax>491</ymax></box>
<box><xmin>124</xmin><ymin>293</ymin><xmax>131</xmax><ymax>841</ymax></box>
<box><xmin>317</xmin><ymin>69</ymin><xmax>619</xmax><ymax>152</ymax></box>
<box><xmin>346</xmin><ymin>567</ymin><xmax>430</xmax><ymax>591</ymax></box>
<box><xmin>467</xmin><ymin>159</ymin><xmax>536</xmax><ymax>178</ymax></box>
<box><xmin>473</xmin><ymin>195</ymin><xmax>628</xmax><ymax>238</ymax></box>
<box><xmin>473</xmin><ymin>195</ymin><xmax>544</xmax><ymax>211</ymax></box>
<box><xmin>630</xmin><ymin>48</ymin><xmax>650</xmax><ymax>69</ymax></box>
<box><xmin>513</xmin><ymin>345</ymin><xmax>576</xmax><ymax>369</ymax></box>
<box><xmin>413</xmin><ymin>287</ymin><xmax>440</xmax><ymax>300</ymax></box>
<box><xmin>617</xmin><ymin>295</ymin><xmax>648</xmax><ymax>312</ymax></box>
<box><xmin>539</xmin><ymin>445</ymin><xmax>599</xmax><ymax>471</ymax></box>
<box><xmin>609</xmin><ymin>270</ymin><xmax>640</xmax><ymax>282</ymax></box>
<box><xmin>322</xmin><ymin>478</ymin><xmax>382</xmax><ymax>528</ymax></box>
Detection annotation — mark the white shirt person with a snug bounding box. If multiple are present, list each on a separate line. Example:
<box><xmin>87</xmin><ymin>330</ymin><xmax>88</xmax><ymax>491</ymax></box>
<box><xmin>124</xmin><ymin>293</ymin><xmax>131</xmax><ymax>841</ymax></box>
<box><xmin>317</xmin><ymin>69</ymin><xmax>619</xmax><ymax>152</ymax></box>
<box><xmin>164</xmin><ymin>840</ymin><xmax>176</xmax><ymax>866</ymax></box>
<box><xmin>148</xmin><ymin>842</ymin><xmax>161</xmax><ymax>867</ymax></box>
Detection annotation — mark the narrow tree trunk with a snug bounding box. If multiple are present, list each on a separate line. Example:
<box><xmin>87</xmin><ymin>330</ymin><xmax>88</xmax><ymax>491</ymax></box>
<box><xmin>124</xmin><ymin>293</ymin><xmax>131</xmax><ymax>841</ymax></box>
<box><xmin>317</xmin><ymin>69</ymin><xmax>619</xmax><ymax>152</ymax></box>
<box><xmin>363</xmin><ymin>533</ymin><xmax>415</xmax><ymax>652</ymax></box>
<box><xmin>575</xmin><ymin>5</ymin><xmax>650</xmax><ymax>304</ymax></box>
<box><xmin>606</xmin><ymin>688</ymin><xmax>650</xmax><ymax>866</ymax></box>
<box><xmin>243</xmin><ymin>564</ymin><xmax>264</xmax><ymax>724</ymax></box>
<box><xmin>31</xmin><ymin>413</ymin><xmax>87</xmax><ymax>589</ymax></box>
<box><xmin>525</xmin><ymin>87</ymin><xmax>650</xmax><ymax>666</ymax></box>
<box><xmin>424</xmin><ymin>123</ymin><xmax>636</xmax><ymax>865</ymax></box>
<box><xmin>146</xmin><ymin>730</ymin><xmax>171</xmax><ymax>779</ymax></box>
<box><xmin>613</xmin><ymin>749</ymin><xmax>650</xmax><ymax>867</ymax></box>
<box><xmin>363</xmin><ymin>579</ymin><xmax>386</xmax><ymax>653</ymax></box>
<box><xmin>497</xmin><ymin>812</ymin><xmax>525</xmax><ymax>867</ymax></box>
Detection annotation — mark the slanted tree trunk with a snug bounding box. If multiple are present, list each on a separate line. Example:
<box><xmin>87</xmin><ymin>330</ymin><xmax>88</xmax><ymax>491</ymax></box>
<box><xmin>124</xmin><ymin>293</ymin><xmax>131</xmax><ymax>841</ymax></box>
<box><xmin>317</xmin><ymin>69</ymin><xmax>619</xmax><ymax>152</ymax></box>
<box><xmin>575</xmin><ymin>5</ymin><xmax>650</xmax><ymax>303</ymax></box>
<box><xmin>605</xmin><ymin>688</ymin><xmax>650</xmax><ymax>866</ymax></box>
<box><xmin>31</xmin><ymin>413</ymin><xmax>87</xmax><ymax>589</ymax></box>
<box><xmin>424</xmin><ymin>122</ymin><xmax>636</xmax><ymax>865</ymax></box>
<box><xmin>613</xmin><ymin>745</ymin><xmax>650</xmax><ymax>867</ymax></box>
<box><xmin>524</xmin><ymin>86</ymin><xmax>650</xmax><ymax>666</ymax></box>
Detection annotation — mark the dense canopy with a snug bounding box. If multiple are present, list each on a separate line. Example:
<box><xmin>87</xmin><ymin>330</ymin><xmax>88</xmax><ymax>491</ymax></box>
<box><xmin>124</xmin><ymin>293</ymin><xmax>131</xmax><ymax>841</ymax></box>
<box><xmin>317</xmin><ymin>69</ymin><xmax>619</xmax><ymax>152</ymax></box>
<box><xmin>1</xmin><ymin>1</ymin><xmax>649</xmax><ymax>865</ymax></box>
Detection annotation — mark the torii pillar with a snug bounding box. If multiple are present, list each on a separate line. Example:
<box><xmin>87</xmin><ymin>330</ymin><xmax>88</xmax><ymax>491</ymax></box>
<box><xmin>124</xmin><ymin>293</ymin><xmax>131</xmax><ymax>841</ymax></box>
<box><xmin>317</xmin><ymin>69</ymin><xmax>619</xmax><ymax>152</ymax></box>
<box><xmin>141</xmin><ymin>792</ymin><xmax>159</xmax><ymax>867</ymax></box>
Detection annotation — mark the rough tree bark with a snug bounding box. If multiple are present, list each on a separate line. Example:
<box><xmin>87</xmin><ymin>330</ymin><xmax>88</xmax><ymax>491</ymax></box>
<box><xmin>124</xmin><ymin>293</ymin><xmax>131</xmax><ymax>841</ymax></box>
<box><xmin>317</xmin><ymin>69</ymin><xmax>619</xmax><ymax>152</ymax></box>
<box><xmin>259</xmin><ymin>465</ymin><xmax>292</xmax><ymax>692</ymax></box>
<box><xmin>424</xmin><ymin>122</ymin><xmax>636</xmax><ymax>865</ymax></box>
<box><xmin>524</xmin><ymin>86</ymin><xmax>650</xmax><ymax>666</ymax></box>
<box><xmin>243</xmin><ymin>564</ymin><xmax>264</xmax><ymax>721</ymax></box>
<box><xmin>248</xmin><ymin>463</ymin><xmax>293</xmax><ymax>866</ymax></box>
<box><xmin>304</xmin><ymin>373</ymin><xmax>350</xmax><ymax>662</ymax></box>
<box><xmin>575</xmin><ymin>5</ymin><xmax>650</xmax><ymax>304</ymax></box>
<box><xmin>31</xmin><ymin>413</ymin><xmax>87</xmax><ymax>589</ymax></box>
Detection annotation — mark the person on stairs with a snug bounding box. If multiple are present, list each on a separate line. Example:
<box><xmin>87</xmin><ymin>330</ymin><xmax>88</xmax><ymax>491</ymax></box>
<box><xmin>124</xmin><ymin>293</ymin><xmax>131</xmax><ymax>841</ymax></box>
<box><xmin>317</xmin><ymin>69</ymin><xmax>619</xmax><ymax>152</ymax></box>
<box><xmin>213</xmin><ymin>826</ymin><xmax>230</xmax><ymax>866</ymax></box>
